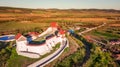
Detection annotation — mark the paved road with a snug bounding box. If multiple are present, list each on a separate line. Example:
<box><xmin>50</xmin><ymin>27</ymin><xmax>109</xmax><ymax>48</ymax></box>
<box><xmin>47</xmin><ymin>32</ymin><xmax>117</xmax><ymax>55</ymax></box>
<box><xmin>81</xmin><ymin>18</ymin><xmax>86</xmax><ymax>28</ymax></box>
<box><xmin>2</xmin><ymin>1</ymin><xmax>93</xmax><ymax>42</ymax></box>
<box><xmin>28</xmin><ymin>38</ymin><xmax>68</xmax><ymax>67</ymax></box>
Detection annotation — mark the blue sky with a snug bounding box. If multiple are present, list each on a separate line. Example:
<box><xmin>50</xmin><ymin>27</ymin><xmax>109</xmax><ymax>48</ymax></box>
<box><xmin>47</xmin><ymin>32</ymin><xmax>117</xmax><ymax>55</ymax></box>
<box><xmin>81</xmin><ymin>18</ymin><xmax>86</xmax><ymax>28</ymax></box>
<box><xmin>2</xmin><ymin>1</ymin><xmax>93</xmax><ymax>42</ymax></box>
<box><xmin>0</xmin><ymin>0</ymin><xmax>120</xmax><ymax>9</ymax></box>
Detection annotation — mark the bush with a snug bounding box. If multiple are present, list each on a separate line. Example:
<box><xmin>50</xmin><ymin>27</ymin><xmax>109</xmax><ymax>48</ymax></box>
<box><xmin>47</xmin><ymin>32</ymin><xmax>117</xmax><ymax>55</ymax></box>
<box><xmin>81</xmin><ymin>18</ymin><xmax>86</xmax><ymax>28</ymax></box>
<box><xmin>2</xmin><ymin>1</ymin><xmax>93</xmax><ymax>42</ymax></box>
<box><xmin>84</xmin><ymin>45</ymin><xmax>114</xmax><ymax>67</ymax></box>
<box><xmin>0</xmin><ymin>46</ymin><xmax>12</xmax><ymax>67</ymax></box>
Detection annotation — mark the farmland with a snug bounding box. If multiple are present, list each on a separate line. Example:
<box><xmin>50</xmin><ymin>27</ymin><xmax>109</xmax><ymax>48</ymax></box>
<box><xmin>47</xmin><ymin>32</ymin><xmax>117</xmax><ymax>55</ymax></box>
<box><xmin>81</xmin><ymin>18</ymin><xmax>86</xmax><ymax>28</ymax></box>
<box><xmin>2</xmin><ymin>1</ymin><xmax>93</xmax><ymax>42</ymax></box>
<box><xmin>0</xmin><ymin>7</ymin><xmax>120</xmax><ymax>35</ymax></box>
<box><xmin>0</xmin><ymin>7</ymin><xmax>120</xmax><ymax>67</ymax></box>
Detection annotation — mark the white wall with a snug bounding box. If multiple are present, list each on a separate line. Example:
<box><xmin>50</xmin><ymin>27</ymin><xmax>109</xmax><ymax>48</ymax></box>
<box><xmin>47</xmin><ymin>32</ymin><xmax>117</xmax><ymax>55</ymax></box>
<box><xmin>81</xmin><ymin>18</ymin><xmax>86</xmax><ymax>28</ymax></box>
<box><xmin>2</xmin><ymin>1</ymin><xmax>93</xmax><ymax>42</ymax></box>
<box><xmin>27</xmin><ymin>45</ymin><xmax>50</xmax><ymax>55</ymax></box>
<box><xmin>46</xmin><ymin>43</ymin><xmax>53</xmax><ymax>50</ymax></box>
<box><xmin>16</xmin><ymin>33</ymin><xmax>64</xmax><ymax>56</ymax></box>
<box><xmin>38</xmin><ymin>27</ymin><xmax>58</xmax><ymax>37</ymax></box>
<box><xmin>38</xmin><ymin>27</ymin><xmax>52</xmax><ymax>37</ymax></box>
<box><xmin>54</xmin><ymin>37</ymin><xmax>62</xmax><ymax>44</ymax></box>
<box><xmin>16</xmin><ymin>41</ymin><xmax>27</xmax><ymax>51</ymax></box>
<box><xmin>46</xmin><ymin>36</ymin><xmax>62</xmax><ymax>47</ymax></box>
<box><xmin>46</xmin><ymin>36</ymin><xmax>55</xmax><ymax>47</ymax></box>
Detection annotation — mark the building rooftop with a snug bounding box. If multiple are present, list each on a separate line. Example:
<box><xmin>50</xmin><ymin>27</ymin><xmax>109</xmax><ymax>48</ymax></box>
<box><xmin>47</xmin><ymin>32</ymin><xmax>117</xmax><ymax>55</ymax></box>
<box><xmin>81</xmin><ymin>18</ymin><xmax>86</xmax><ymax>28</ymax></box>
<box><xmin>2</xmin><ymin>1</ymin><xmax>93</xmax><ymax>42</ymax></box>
<box><xmin>51</xmin><ymin>22</ymin><xmax>58</xmax><ymax>28</ymax></box>
<box><xmin>59</xmin><ymin>29</ymin><xmax>65</xmax><ymax>34</ymax></box>
<box><xmin>28</xmin><ymin>40</ymin><xmax>46</xmax><ymax>46</ymax></box>
<box><xmin>15</xmin><ymin>33</ymin><xmax>22</xmax><ymax>40</ymax></box>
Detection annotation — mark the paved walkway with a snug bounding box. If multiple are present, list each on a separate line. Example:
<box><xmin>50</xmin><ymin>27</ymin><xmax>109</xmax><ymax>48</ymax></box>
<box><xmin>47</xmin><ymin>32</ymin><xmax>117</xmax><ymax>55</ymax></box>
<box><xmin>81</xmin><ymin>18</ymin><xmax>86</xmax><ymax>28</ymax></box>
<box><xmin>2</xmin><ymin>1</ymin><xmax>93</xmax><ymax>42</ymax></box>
<box><xmin>28</xmin><ymin>38</ymin><xmax>68</xmax><ymax>67</ymax></box>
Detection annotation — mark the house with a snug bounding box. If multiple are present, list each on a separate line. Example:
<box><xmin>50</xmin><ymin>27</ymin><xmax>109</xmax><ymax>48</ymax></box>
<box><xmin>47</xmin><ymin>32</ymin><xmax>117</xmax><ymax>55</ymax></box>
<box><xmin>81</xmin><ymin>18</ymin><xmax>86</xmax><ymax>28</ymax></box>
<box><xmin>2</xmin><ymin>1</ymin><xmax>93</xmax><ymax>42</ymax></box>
<box><xmin>16</xmin><ymin>33</ymin><xmax>61</xmax><ymax>56</ymax></box>
<box><xmin>16</xmin><ymin>33</ymin><xmax>64</xmax><ymax>58</ymax></box>
<box><xmin>15</xmin><ymin>22</ymin><xmax>66</xmax><ymax>58</ymax></box>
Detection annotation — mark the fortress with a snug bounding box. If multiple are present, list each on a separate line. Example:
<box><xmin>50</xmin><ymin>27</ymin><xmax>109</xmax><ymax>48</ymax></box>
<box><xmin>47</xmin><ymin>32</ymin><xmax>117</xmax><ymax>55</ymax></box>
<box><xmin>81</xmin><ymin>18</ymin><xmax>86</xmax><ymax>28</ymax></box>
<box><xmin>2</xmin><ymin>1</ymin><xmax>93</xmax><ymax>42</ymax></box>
<box><xmin>15</xmin><ymin>22</ymin><xmax>67</xmax><ymax>58</ymax></box>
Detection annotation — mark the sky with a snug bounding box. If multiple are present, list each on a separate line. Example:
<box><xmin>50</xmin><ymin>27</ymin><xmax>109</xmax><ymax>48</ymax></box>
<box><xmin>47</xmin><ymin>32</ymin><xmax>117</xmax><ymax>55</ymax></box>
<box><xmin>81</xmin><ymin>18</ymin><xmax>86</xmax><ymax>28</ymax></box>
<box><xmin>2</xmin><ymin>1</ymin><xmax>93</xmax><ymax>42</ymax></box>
<box><xmin>0</xmin><ymin>0</ymin><xmax>120</xmax><ymax>9</ymax></box>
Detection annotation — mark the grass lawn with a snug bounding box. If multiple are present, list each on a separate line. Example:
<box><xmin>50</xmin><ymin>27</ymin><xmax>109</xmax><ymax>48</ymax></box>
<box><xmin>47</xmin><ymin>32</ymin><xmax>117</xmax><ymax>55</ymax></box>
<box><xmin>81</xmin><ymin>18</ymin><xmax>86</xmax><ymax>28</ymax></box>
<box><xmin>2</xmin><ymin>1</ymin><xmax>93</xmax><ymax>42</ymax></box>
<box><xmin>6</xmin><ymin>48</ymin><xmax>38</xmax><ymax>67</ymax></box>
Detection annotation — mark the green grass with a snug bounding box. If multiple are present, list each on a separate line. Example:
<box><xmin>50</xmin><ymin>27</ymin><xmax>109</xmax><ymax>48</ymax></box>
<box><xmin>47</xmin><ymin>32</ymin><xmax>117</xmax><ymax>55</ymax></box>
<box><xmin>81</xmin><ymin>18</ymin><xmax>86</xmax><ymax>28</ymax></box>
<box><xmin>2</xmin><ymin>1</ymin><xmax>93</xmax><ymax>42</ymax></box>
<box><xmin>55</xmin><ymin>49</ymin><xmax>85</xmax><ymax>67</ymax></box>
<box><xmin>92</xmin><ymin>30</ymin><xmax>120</xmax><ymax>39</ymax></box>
<box><xmin>64</xmin><ymin>47</ymin><xmax>69</xmax><ymax>52</ymax></box>
<box><xmin>55</xmin><ymin>47</ymin><xmax>85</xmax><ymax>67</ymax></box>
<box><xmin>6</xmin><ymin>48</ymin><xmax>38</xmax><ymax>67</ymax></box>
<box><xmin>54</xmin><ymin>43</ymin><xmax>60</xmax><ymax>49</ymax></box>
<box><xmin>0</xmin><ymin>21</ymin><xmax>49</xmax><ymax>34</ymax></box>
<box><xmin>84</xmin><ymin>44</ymin><xmax>115</xmax><ymax>67</ymax></box>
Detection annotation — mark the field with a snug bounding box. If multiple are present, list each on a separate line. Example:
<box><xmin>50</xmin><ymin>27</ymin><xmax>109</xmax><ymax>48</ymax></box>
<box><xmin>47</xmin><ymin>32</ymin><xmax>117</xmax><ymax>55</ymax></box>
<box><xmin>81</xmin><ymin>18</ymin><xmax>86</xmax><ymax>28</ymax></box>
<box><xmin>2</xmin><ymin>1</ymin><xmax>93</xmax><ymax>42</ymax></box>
<box><xmin>0</xmin><ymin>7</ymin><xmax>120</xmax><ymax>35</ymax></box>
<box><xmin>0</xmin><ymin>7</ymin><xmax>120</xmax><ymax>67</ymax></box>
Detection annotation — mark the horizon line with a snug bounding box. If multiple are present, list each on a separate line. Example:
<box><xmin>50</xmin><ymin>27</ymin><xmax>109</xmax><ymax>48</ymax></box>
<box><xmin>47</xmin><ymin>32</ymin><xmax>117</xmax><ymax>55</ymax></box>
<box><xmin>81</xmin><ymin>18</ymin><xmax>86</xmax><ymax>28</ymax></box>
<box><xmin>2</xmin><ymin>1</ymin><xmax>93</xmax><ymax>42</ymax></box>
<box><xmin>0</xmin><ymin>6</ymin><xmax>120</xmax><ymax>10</ymax></box>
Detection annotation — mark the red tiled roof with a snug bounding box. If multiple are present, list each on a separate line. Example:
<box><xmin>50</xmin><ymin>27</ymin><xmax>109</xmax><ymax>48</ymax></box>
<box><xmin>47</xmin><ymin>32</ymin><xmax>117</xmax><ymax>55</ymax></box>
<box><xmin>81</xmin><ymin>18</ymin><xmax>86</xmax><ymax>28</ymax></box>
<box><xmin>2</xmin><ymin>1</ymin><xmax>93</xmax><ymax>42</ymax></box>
<box><xmin>15</xmin><ymin>33</ymin><xmax>22</xmax><ymax>40</ymax></box>
<box><xmin>59</xmin><ymin>29</ymin><xmax>65</xmax><ymax>34</ymax></box>
<box><xmin>51</xmin><ymin>22</ymin><xmax>58</xmax><ymax>27</ymax></box>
